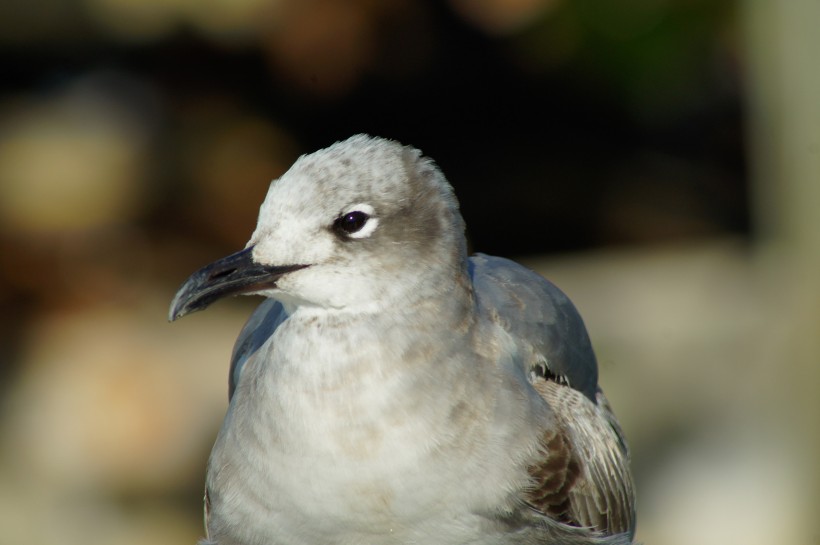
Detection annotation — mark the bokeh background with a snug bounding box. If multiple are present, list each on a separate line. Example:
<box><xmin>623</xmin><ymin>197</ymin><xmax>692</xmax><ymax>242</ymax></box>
<box><xmin>1</xmin><ymin>1</ymin><xmax>818</xmax><ymax>544</ymax></box>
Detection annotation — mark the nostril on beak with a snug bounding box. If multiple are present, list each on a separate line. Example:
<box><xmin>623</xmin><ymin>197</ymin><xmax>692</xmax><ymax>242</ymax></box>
<box><xmin>210</xmin><ymin>267</ymin><xmax>238</xmax><ymax>281</ymax></box>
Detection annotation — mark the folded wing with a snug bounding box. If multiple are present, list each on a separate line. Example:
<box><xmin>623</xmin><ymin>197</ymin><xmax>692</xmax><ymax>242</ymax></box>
<box><xmin>470</xmin><ymin>254</ymin><xmax>635</xmax><ymax>539</ymax></box>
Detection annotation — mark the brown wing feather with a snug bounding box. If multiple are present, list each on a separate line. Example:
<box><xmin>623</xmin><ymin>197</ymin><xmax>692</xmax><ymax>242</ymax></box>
<box><xmin>525</xmin><ymin>425</ymin><xmax>582</xmax><ymax>525</ymax></box>
<box><xmin>525</xmin><ymin>378</ymin><xmax>636</xmax><ymax>537</ymax></box>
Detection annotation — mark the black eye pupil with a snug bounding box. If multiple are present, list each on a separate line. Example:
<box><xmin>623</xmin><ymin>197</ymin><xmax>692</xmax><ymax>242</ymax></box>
<box><xmin>336</xmin><ymin>211</ymin><xmax>369</xmax><ymax>234</ymax></box>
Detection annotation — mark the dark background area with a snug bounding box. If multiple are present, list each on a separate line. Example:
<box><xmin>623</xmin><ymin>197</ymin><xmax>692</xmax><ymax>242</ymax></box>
<box><xmin>0</xmin><ymin>0</ymin><xmax>746</xmax><ymax>258</ymax></box>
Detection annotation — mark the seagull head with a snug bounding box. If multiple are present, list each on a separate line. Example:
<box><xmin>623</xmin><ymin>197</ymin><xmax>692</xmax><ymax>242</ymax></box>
<box><xmin>169</xmin><ymin>135</ymin><xmax>468</xmax><ymax>321</ymax></box>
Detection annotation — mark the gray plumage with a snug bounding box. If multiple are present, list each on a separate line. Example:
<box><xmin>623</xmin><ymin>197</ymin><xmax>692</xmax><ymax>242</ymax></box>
<box><xmin>170</xmin><ymin>135</ymin><xmax>636</xmax><ymax>545</ymax></box>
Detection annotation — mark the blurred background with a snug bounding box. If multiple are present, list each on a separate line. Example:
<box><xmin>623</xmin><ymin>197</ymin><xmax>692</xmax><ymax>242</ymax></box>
<box><xmin>0</xmin><ymin>0</ymin><xmax>818</xmax><ymax>544</ymax></box>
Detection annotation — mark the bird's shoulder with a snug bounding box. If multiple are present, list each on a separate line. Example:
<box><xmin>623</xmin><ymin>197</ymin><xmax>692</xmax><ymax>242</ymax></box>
<box><xmin>469</xmin><ymin>253</ymin><xmax>598</xmax><ymax>401</ymax></box>
<box><xmin>228</xmin><ymin>298</ymin><xmax>289</xmax><ymax>400</ymax></box>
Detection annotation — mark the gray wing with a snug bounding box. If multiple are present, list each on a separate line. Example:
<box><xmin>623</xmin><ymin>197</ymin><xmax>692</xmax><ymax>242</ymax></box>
<box><xmin>228</xmin><ymin>298</ymin><xmax>289</xmax><ymax>400</ymax></box>
<box><xmin>470</xmin><ymin>254</ymin><xmax>636</xmax><ymax>539</ymax></box>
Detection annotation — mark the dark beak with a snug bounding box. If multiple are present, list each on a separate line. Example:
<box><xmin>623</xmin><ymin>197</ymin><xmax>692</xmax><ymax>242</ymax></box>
<box><xmin>168</xmin><ymin>246</ymin><xmax>308</xmax><ymax>321</ymax></box>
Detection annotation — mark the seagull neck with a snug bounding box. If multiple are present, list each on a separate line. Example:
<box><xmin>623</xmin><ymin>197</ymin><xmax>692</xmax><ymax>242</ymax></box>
<box><xmin>288</xmin><ymin>266</ymin><xmax>475</xmax><ymax>331</ymax></box>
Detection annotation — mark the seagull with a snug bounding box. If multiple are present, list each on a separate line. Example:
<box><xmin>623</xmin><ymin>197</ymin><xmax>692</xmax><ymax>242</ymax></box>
<box><xmin>170</xmin><ymin>135</ymin><xmax>636</xmax><ymax>545</ymax></box>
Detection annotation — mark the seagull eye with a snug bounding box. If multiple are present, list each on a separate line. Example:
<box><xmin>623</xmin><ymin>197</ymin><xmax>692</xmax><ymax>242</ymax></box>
<box><xmin>335</xmin><ymin>211</ymin><xmax>369</xmax><ymax>234</ymax></box>
<box><xmin>333</xmin><ymin>204</ymin><xmax>379</xmax><ymax>239</ymax></box>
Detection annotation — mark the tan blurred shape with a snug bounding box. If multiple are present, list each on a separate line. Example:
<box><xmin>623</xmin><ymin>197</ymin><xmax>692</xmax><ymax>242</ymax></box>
<box><xmin>85</xmin><ymin>0</ymin><xmax>273</xmax><ymax>42</ymax></box>
<box><xmin>259</xmin><ymin>0</ymin><xmax>423</xmax><ymax>97</ymax></box>
<box><xmin>2</xmin><ymin>301</ymin><xmax>231</xmax><ymax>492</ymax></box>
<box><xmin>260</xmin><ymin>0</ymin><xmax>377</xmax><ymax>97</ymax></box>
<box><xmin>449</xmin><ymin>0</ymin><xmax>559</xmax><ymax>35</ymax></box>
<box><xmin>0</xmin><ymin>82</ymin><xmax>150</xmax><ymax>236</ymax></box>
<box><xmin>84</xmin><ymin>0</ymin><xmax>184</xmax><ymax>41</ymax></box>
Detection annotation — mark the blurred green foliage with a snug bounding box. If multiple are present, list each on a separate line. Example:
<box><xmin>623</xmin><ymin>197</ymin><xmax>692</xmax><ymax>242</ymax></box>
<box><xmin>516</xmin><ymin>0</ymin><xmax>737</xmax><ymax>121</ymax></box>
